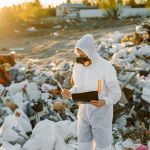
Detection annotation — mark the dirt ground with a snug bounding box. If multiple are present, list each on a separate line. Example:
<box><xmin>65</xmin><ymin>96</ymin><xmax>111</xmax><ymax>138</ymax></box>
<box><xmin>0</xmin><ymin>18</ymin><xmax>144</xmax><ymax>65</ymax></box>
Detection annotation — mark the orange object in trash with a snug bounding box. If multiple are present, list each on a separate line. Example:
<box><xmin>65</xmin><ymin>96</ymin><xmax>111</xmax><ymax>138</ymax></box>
<box><xmin>0</xmin><ymin>65</ymin><xmax>11</xmax><ymax>87</ymax></box>
<box><xmin>0</xmin><ymin>53</ymin><xmax>16</xmax><ymax>67</ymax></box>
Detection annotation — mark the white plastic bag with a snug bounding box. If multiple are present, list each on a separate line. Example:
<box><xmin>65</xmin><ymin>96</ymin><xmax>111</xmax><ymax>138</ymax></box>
<box><xmin>0</xmin><ymin>142</ymin><xmax>21</xmax><ymax>150</ymax></box>
<box><xmin>7</xmin><ymin>80</ymin><xmax>28</xmax><ymax>95</ymax></box>
<box><xmin>1</xmin><ymin>108</ymin><xmax>32</xmax><ymax>146</ymax></box>
<box><xmin>137</xmin><ymin>45</ymin><xmax>150</xmax><ymax>57</ymax></box>
<box><xmin>68</xmin><ymin>120</ymin><xmax>77</xmax><ymax>138</ymax></box>
<box><xmin>23</xmin><ymin>119</ymin><xmax>56</xmax><ymax>150</ymax></box>
<box><xmin>56</xmin><ymin>120</ymin><xmax>72</xmax><ymax>140</ymax></box>
<box><xmin>1</xmin><ymin>115</ymin><xmax>27</xmax><ymax>146</ymax></box>
<box><xmin>14</xmin><ymin>108</ymin><xmax>32</xmax><ymax>133</ymax></box>
<box><xmin>26</xmin><ymin>83</ymin><xmax>41</xmax><ymax>101</ymax></box>
<box><xmin>11</xmin><ymin>92</ymin><xmax>24</xmax><ymax>108</ymax></box>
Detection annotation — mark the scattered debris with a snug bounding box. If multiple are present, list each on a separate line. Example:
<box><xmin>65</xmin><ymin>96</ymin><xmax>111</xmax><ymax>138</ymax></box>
<box><xmin>97</xmin><ymin>21</ymin><xmax>150</xmax><ymax>148</ymax></box>
<box><xmin>53</xmin><ymin>32</ymin><xmax>60</xmax><ymax>36</ymax></box>
<box><xmin>26</xmin><ymin>27</ymin><xmax>38</xmax><ymax>32</ymax></box>
<box><xmin>0</xmin><ymin>21</ymin><xmax>150</xmax><ymax>149</ymax></box>
<box><xmin>9</xmin><ymin>48</ymin><xmax>25</xmax><ymax>51</ymax></box>
<box><xmin>53</xmin><ymin>25</ymin><xmax>62</xmax><ymax>29</ymax></box>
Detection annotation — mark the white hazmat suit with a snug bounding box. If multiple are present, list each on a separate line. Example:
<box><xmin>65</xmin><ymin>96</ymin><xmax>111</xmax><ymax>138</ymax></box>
<box><xmin>70</xmin><ymin>34</ymin><xmax>121</xmax><ymax>150</ymax></box>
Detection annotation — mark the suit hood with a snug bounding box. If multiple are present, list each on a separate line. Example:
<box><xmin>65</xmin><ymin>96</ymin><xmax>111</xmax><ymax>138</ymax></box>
<box><xmin>74</xmin><ymin>34</ymin><xmax>100</xmax><ymax>62</ymax></box>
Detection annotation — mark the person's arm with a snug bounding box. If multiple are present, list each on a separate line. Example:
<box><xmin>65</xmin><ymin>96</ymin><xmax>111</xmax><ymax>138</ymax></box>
<box><xmin>61</xmin><ymin>65</ymin><xmax>78</xmax><ymax>99</ymax></box>
<box><xmin>102</xmin><ymin>65</ymin><xmax>121</xmax><ymax>106</ymax></box>
<box><xmin>69</xmin><ymin>68</ymin><xmax>77</xmax><ymax>95</ymax></box>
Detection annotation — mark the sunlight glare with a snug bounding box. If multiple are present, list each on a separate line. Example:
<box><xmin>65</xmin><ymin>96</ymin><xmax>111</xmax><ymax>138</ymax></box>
<box><xmin>0</xmin><ymin>0</ymin><xmax>67</xmax><ymax>8</ymax></box>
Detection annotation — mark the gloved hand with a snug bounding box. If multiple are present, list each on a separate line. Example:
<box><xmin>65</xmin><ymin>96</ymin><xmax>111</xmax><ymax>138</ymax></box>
<box><xmin>90</xmin><ymin>100</ymin><xmax>106</xmax><ymax>108</ymax></box>
<box><xmin>61</xmin><ymin>89</ymin><xmax>71</xmax><ymax>99</ymax></box>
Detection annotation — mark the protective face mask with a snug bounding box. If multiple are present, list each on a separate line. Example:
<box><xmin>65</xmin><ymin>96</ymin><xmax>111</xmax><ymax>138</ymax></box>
<box><xmin>76</xmin><ymin>56</ymin><xmax>92</xmax><ymax>66</ymax></box>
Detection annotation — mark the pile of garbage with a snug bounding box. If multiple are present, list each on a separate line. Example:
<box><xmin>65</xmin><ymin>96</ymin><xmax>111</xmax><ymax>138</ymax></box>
<box><xmin>0</xmin><ymin>59</ymin><xmax>78</xmax><ymax>150</ymax></box>
<box><xmin>0</xmin><ymin>21</ymin><xmax>150</xmax><ymax>150</ymax></box>
<box><xmin>97</xmin><ymin>21</ymin><xmax>150</xmax><ymax>149</ymax></box>
<box><xmin>121</xmin><ymin>22</ymin><xmax>150</xmax><ymax>45</ymax></box>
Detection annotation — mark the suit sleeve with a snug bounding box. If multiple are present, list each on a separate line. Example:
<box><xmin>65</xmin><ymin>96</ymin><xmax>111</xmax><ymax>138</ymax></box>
<box><xmin>103</xmin><ymin>65</ymin><xmax>121</xmax><ymax>105</ymax></box>
<box><xmin>69</xmin><ymin>85</ymin><xmax>77</xmax><ymax>94</ymax></box>
<box><xmin>69</xmin><ymin>65</ymin><xmax>77</xmax><ymax>94</ymax></box>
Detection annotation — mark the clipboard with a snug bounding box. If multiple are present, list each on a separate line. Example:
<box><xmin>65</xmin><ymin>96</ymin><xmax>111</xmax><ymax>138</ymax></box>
<box><xmin>71</xmin><ymin>91</ymin><xmax>98</xmax><ymax>103</ymax></box>
<box><xmin>71</xmin><ymin>80</ymin><xmax>102</xmax><ymax>103</ymax></box>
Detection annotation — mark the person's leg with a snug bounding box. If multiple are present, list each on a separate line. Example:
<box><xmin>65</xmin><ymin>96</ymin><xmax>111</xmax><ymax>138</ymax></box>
<box><xmin>90</xmin><ymin>106</ymin><xmax>113</xmax><ymax>150</ymax></box>
<box><xmin>77</xmin><ymin>112</ymin><xmax>93</xmax><ymax>150</ymax></box>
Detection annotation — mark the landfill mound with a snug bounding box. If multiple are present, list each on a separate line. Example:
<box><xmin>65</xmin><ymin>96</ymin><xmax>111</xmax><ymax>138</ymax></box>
<box><xmin>0</xmin><ymin>21</ymin><xmax>150</xmax><ymax>150</ymax></box>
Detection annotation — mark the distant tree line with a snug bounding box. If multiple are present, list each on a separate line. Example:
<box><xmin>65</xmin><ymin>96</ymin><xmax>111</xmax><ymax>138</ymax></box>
<box><xmin>82</xmin><ymin>0</ymin><xmax>150</xmax><ymax>8</ymax></box>
<box><xmin>0</xmin><ymin>0</ymin><xmax>56</xmax><ymax>23</ymax></box>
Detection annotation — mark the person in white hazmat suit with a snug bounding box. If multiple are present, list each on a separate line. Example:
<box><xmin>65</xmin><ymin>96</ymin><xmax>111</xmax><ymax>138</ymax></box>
<box><xmin>61</xmin><ymin>34</ymin><xmax>121</xmax><ymax>150</ymax></box>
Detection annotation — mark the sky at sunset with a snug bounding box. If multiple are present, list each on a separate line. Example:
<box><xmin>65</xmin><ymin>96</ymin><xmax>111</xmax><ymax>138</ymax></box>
<box><xmin>0</xmin><ymin>0</ymin><xmax>68</xmax><ymax>8</ymax></box>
